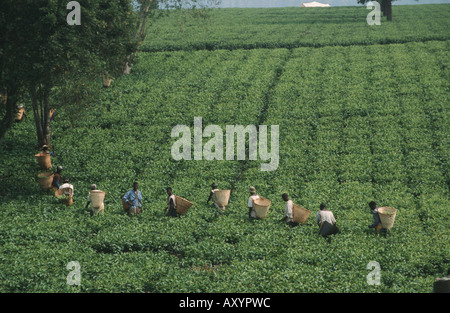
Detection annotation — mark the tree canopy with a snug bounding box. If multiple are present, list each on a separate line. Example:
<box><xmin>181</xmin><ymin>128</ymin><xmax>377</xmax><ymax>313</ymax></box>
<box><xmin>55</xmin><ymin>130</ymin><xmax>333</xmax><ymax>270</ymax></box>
<box><xmin>0</xmin><ymin>0</ymin><xmax>138</xmax><ymax>146</ymax></box>
<box><xmin>0</xmin><ymin>0</ymin><xmax>221</xmax><ymax>146</ymax></box>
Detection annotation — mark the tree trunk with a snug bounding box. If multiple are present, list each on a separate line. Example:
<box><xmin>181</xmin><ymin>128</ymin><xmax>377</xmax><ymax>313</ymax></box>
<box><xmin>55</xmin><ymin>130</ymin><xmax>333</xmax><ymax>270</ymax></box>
<box><xmin>30</xmin><ymin>87</ymin><xmax>51</xmax><ymax>148</ymax></box>
<box><xmin>386</xmin><ymin>0</ymin><xmax>392</xmax><ymax>21</ymax></box>
<box><xmin>127</xmin><ymin>0</ymin><xmax>155</xmax><ymax>76</ymax></box>
<box><xmin>134</xmin><ymin>1</ymin><xmax>152</xmax><ymax>41</ymax></box>
<box><xmin>42</xmin><ymin>96</ymin><xmax>51</xmax><ymax>146</ymax></box>
<box><xmin>31</xmin><ymin>92</ymin><xmax>43</xmax><ymax>147</ymax></box>
<box><xmin>380</xmin><ymin>0</ymin><xmax>386</xmax><ymax>17</ymax></box>
<box><xmin>0</xmin><ymin>89</ymin><xmax>18</xmax><ymax>143</ymax></box>
<box><xmin>139</xmin><ymin>12</ymin><xmax>149</xmax><ymax>40</ymax></box>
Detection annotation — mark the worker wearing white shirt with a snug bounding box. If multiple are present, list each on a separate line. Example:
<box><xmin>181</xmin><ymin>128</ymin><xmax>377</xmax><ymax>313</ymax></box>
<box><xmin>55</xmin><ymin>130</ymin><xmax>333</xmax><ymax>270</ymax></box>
<box><xmin>248</xmin><ymin>186</ymin><xmax>259</xmax><ymax>219</ymax></box>
<box><xmin>316</xmin><ymin>203</ymin><xmax>339</xmax><ymax>239</ymax></box>
<box><xmin>315</xmin><ymin>203</ymin><xmax>336</xmax><ymax>227</ymax></box>
<box><xmin>281</xmin><ymin>193</ymin><xmax>298</xmax><ymax>227</ymax></box>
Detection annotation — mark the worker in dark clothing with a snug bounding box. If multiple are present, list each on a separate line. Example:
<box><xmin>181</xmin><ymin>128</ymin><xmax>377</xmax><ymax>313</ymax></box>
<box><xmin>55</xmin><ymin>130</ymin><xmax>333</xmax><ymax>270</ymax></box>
<box><xmin>52</xmin><ymin>166</ymin><xmax>63</xmax><ymax>190</ymax></box>
<box><xmin>368</xmin><ymin>201</ymin><xmax>387</xmax><ymax>235</ymax></box>
<box><xmin>166</xmin><ymin>187</ymin><xmax>178</xmax><ymax>218</ymax></box>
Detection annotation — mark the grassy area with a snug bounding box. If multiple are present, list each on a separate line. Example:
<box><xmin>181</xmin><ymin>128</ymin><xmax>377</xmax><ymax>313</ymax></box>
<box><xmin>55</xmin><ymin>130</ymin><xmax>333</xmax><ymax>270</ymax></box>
<box><xmin>0</xmin><ymin>4</ymin><xmax>448</xmax><ymax>293</ymax></box>
<box><xmin>142</xmin><ymin>4</ymin><xmax>450</xmax><ymax>51</ymax></box>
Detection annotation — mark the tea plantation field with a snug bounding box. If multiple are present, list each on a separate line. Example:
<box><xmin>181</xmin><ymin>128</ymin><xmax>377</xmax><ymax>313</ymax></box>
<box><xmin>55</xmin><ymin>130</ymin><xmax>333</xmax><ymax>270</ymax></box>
<box><xmin>0</xmin><ymin>5</ymin><xmax>448</xmax><ymax>293</ymax></box>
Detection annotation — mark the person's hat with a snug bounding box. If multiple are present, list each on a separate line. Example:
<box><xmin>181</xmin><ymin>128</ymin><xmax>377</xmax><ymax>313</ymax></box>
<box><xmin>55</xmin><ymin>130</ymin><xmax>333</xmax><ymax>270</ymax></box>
<box><xmin>57</xmin><ymin>165</ymin><xmax>63</xmax><ymax>172</ymax></box>
<box><xmin>17</xmin><ymin>103</ymin><xmax>24</xmax><ymax>109</ymax></box>
<box><xmin>249</xmin><ymin>186</ymin><xmax>256</xmax><ymax>193</ymax></box>
<box><xmin>90</xmin><ymin>184</ymin><xmax>97</xmax><ymax>190</ymax></box>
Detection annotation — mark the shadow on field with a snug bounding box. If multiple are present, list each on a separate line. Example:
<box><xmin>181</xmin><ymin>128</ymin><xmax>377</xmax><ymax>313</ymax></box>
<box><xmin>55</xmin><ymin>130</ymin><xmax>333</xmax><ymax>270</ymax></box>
<box><xmin>0</xmin><ymin>134</ymin><xmax>43</xmax><ymax>205</ymax></box>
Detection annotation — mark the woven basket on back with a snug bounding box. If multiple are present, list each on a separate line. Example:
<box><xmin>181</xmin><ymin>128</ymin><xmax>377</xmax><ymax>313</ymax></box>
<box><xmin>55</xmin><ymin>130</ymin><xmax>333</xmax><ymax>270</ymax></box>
<box><xmin>35</xmin><ymin>153</ymin><xmax>52</xmax><ymax>170</ymax></box>
<box><xmin>16</xmin><ymin>108</ymin><xmax>25</xmax><ymax>121</ymax></box>
<box><xmin>55</xmin><ymin>187</ymin><xmax>73</xmax><ymax>197</ymax></box>
<box><xmin>253</xmin><ymin>197</ymin><xmax>271</xmax><ymax>219</ymax></box>
<box><xmin>175</xmin><ymin>195</ymin><xmax>193</xmax><ymax>215</ymax></box>
<box><xmin>214</xmin><ymin>190</ymin><xmax>230</xmax><ymax>208</ymax></box>
<box><xmin>37</xmin><ymin>172</ymin><xmax>54</xmax><ymax>189</ymax></box>
<box><xmin>63</xmin><ymin>195</ymin><xmax>73</xmax><ymax>206</ymax></box>
<box><xmin>92</xmin><ymin>203</ymin><xmax>105</xmax><ymax>215</ymax></box>
<box><xmin>293</xmin><ymin>204</ymin><xmax>311</xmax><ymax>224</ymax></box>
<box><xmin>90</xmin><ymin>190</ymin><xmax>106</xmax><ymax>208</ymax></box>
<box><xmin>378</xmin><ymin>207</ymin><xmax>397</xmax><ymax>230</ymax></box>
<box><xmin>102</xmin><ymin>77</ymin><xmax>112</xmax><ymax>88</ymax></box>
<box><xmin>54</xmin><ymin>187</ymin><xmax>73</xmax><ymax>206</ymax></box>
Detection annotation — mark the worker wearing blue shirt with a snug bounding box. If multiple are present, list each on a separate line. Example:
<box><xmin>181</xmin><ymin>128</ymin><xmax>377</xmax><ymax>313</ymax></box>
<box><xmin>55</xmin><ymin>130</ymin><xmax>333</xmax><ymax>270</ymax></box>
<box><xmin>123</xmin><ymin>182</ymin><xmax>143</xmax><ymax>215</ymax></box>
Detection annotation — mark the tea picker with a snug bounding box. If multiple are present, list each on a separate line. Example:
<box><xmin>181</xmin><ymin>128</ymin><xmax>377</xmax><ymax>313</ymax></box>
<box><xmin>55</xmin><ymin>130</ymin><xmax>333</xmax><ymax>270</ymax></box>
<box><xmin>207</xmin><ymin>182</ymin><xmax>219</xmax><ymax>207</ymax></box>
<box><xmin>166</xmin><ymin>187</ymin><xmax>178</xmax><ymax>218</ymax></box>
<box><xmin>85</xmin><ymin>184</ymin><xmax>97</xmax><ymax>209</ymax></box>
<box><xmin>15</xmin><ymin>103</ymin><xmax>26</xmax><ymax>122</ymax></box>
<box><xmin>60</xmin><ymin>178</ymin><xmax>74</xmax><ymax>195</ymax></box>
<box><xmin>41</xmin><ymin>145</ymin><xmax>54</xmax><ymax>157</ymax></box>
<box><xmin>52</xmin><ymin>165</ymin><xmax>63</xmax><ymax>190</ymax></box>
<box><xmin>207</xmin><ymin>182</ymin><xmax>229</xmax><ymax>213</ymax></box>
<box><xmin>86</xmin><ymin>184</ymin><xmax>106</xmax><ymax>215</ymax></box>
<box><xmin>35</xmin><ymin>145</ymin><xmax>53</xmax><ymax>170</ymax></box>
<box><xmin>55</xmin><ymin>177</ymin><xmax>74</xmax><ymax>206</ymax></box>
<box><xmin>247</xmin><ymin>186</ymin><xmax>260</xmax><ymax>219</ymax></box>
<box><xmin>375</xmin><ymin>206</ymin><xmax>398</xmax><ymax>236</ymax></box>
<box><xmin>248</xmin><ymin>187</ymin><xmax>271</xmax><ymax>219</ymax></box>
<box><xmin>368</xmin><ymin>201</ymin><xmax>387</xmax><ymax>236</ymax></box>
<box><xmin>122</xmin><ymin>182</ymin><xmax>143</xmax><ymax>216</ymax></box>
<box><xmin>281</xmin><ymin>193</ymin><xmax>298</xmax><ymax>227</ymax></box>
<box><xmin>165</xmin><ymin>188</ymin><xmax>193</xmax><ymax>216</ymax></box>
<box><xmin>50</xmin><ymin>107</ymin><xmax>56</xmax><ymax>121</ymax></box>
<box><xmin>316</xmin><ymin>203</ymin><xmax>339</xmax><ymax>238</ymax></box>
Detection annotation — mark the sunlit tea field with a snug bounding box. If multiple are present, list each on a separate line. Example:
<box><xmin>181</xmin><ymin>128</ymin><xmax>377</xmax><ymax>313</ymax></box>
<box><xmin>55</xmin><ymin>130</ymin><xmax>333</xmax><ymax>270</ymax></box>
<box><xmin>0</xmin><ymin>4</ymin><xmax>448</xmax><ymax>292</ymax></box>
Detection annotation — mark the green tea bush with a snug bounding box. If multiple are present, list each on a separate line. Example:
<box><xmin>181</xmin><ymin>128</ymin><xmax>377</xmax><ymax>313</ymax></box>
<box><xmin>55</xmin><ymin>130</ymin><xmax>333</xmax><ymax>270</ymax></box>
<box><xmin>0</xmin><ymin>6</ymin><xmax>448</xmax><ymax>293</ymax></box>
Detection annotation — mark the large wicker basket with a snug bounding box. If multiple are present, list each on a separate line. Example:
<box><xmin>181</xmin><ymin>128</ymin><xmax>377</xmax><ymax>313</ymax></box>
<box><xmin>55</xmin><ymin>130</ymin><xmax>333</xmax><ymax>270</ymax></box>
<box><xmin>253</xmin><ymin>197</ymin><xmax>271</xmax><ymax>219</ymax></box>
<box><xmin>16</xmin><ymin>108</ymin><xmax>25</xmax><ymax>121</ymax></box>
<box><xmin>102</xmin><ymin>76</ymin><xmax>112</xmax><ymax>88</ymax></box>
<box><xmin>63</xmin><ymin>195</ymin><xmax>73</xmax><ymax>206</ymax></box>
<box><xmin>378</xmin><ymin>207</ymin><xmax>397</xmax><ymax>230</ymax></box>
<box><xmin>37</xmin><ymin>172</ymin><xmax>54</xmax><ymax>189</ymax></box>
<box><xmin>90</xmin><ymin>190</ymin><xmax>106</xmax><ymax>208</ymax></box>
<box><xmin>55</xmin><ymin>187</ymin><xmax>73</xmax><ymax>197</ymax></box>
<box><xmin>293</xmin><ymin>204</ymin><xmax>311</xmax><ymax>224</ymax></box>
<box><xmin>175</xmin><ymin>195</ymin><xmax>193</xmax><ymax>215</ymax></box>
<box><xmin>214</xmin><ymin>190</ymin><xmax>230</xmax><ymax>208</ymax></box>
<box><xmin>92</xmin><ymin>203</ymin><xmax>105</xmax><ymax>215</ymax></box>
<box><xmin>35</xmin><ymin>153</ymin><xmax>52</xmax><ymax>170</ymax></box>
